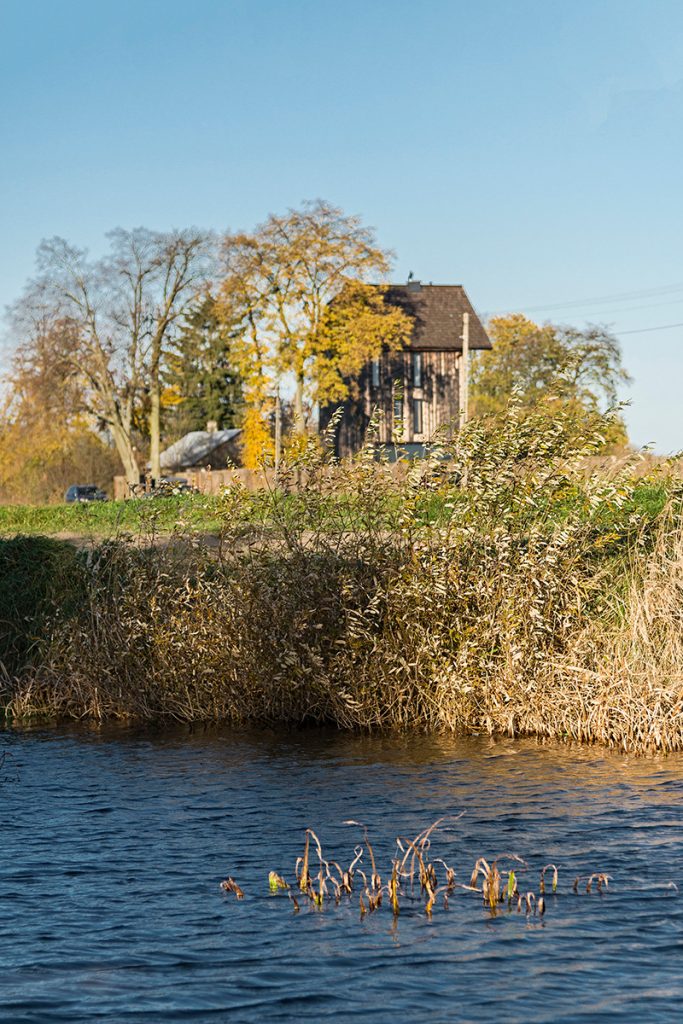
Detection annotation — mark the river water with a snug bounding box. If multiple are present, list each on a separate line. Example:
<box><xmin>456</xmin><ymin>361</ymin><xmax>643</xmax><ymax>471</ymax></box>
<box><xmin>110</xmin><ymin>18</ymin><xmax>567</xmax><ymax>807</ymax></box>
<box><xmin>1</xmin><ymin>726</ymin><xmax>682</xmax><ymax>1023</ymax></box>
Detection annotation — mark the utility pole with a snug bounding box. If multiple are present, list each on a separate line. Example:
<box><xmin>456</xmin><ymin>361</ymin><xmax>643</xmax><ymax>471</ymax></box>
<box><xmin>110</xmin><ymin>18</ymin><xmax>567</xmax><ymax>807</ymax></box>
<box><xmin>459</xmin><ymin>311</ymin><xmax>470</xmax><ymax>430</ymax></box>
<box><xmin>274</xmin><ymin>387</ymin><xmax>282</xmax><ymax>475</ymax></box>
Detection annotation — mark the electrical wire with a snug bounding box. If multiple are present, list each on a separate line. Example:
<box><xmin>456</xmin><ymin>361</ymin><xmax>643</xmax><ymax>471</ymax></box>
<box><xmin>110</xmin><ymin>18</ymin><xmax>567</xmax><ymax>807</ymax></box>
<box><xmin>616</xmin><ymin>322</ymin><xmax>683</xmax><ymax>335</ymax></box>
<box><xmin>515</xmin><ymin>282</ymin><xmax>683</xmax><ymax>313</ymax></box>
<box><xmin>485</xmin><ymin>297</ymin><xmax>683</xmax><ymax>319</ymax></box>
<box><xmin>554</xmin><ymin>297</ymin><xmax>683</xmax><ymax>318</ymax></box>
<box><xmin>480</xmin><ymin>309</ymin><xmax>683</xmax><ymax>336</ymax></box>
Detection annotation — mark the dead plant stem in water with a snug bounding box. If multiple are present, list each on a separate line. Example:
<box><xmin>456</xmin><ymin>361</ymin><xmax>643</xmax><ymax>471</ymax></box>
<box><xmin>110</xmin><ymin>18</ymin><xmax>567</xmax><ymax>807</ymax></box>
<box><xmin>221</xmin><ymin>819</ymin><xmax>612</xmax><ymax>923</ymax></box>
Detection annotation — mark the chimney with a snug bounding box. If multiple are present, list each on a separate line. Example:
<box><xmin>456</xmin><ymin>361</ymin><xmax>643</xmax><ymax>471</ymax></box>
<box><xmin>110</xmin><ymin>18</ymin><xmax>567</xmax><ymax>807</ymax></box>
<box><xmin>407</xmin><ymin>279</ymin><xmax>422</xmax><ymax>293</ymax></box>
<box><xmin>206</xmin><ymin>420</ymin><xmax>218</xmax><ymax>433</ymax></box>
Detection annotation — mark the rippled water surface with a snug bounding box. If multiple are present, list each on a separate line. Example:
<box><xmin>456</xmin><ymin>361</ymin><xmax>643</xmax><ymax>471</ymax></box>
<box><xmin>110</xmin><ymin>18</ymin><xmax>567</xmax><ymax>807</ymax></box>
<box><xmin>1</xmin><ymin>726</ymin><xmax>682</xmax><ymax>1023</ymax></box>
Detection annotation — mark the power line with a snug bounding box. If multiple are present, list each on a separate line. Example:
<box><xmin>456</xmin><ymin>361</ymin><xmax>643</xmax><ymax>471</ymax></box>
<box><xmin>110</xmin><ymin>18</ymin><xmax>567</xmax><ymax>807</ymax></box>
<box><xmin>486</xmin><ymin>297</ymin><xmax>683</xmax><ymax>320</ymax></box>
<box><xmin>515</xmin><ymin>282</ymin><xmax>683</xmax><ymax>313</ymax></box>
<box><xmin>480</xmin><ymin>309</ymin><xmax>683</xmax><ymax>337</ymax></box>
<box><xmin>558</xmin><ymin>297</ymin><xmax>683</xmax><ymax>318</ymax></box>
<box><xmin>617</xmin><ymin>321</ymin><xmax>683</xmax><ymax>335</ymax></box>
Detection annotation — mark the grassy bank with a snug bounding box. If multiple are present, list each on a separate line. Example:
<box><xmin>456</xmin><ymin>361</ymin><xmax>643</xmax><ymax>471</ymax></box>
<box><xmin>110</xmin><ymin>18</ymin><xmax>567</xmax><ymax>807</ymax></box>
<box><xmin>0</xmin><ymin>493</ymin><xmax>225</xmax><ymax>538</ymax></box>
<box><xmin>0</xmin><ymin>471</ymin><xmax>670</xmax><ymax>540</ymax></box>
<box><xmin>2</xmin><ymin>403</ymin><xmax>683</xmax><ymax>753</ymax></box>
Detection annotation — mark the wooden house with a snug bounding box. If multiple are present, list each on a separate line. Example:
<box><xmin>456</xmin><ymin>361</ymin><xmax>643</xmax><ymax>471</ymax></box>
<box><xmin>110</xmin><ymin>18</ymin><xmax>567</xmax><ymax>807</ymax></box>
<box><xmin>321</xmin><ymin>281</ymin><xmax>491</xmax><ymax>457</ymax></box>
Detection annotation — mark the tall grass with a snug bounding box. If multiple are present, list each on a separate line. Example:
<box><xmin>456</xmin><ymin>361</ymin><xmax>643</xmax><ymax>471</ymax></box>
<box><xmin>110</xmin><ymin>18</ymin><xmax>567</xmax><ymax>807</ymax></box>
<box><xmin>2</xmin><ymin>399</ymin><xmax>682</xmax><ymax>752</ymax></box>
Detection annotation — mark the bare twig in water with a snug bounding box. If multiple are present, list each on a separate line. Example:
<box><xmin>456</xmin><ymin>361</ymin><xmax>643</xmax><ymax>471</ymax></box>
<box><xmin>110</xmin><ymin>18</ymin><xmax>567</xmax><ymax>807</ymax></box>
<box><xmin>220</xmin><ymin>876</ymin><xmax>244</xmax><ymax>899</ymax></box>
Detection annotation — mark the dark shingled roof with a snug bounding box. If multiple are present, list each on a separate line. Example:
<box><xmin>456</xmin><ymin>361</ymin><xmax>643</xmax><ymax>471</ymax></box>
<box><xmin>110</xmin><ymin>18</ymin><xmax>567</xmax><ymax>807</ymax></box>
<box><xmin>383</xmin><ymin>283</ymin><xmax>491</xmax><ymax>351</ymax></box>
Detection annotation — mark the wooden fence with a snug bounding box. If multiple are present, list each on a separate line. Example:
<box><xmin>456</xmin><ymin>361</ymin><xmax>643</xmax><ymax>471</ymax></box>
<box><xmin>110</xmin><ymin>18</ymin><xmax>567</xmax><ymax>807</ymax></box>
<box><xmin>112</xmin><ymin>468</ymin><xmax>278</xmax><ymax>500</ymax></box>
<box><xmin>112</xmin><ymin>451</ymin><xmax>681</xmax><ymax>501</ymax></box>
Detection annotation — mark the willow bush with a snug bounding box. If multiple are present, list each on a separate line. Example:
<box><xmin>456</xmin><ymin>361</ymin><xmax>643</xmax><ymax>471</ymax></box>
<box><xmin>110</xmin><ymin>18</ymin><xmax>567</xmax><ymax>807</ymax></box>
<box><xmin>2</xmin><ymin>398</ymin><xmax>682</xmax><ymax>752</ymax></box>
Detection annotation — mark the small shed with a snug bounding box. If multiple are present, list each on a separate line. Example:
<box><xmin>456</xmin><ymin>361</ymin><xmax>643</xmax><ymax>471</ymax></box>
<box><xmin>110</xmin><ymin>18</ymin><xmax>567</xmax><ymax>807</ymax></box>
<box><xmin>159</xmin><ymin>425</ymin><xmax>242</xmax><ymax>473</ymax></box>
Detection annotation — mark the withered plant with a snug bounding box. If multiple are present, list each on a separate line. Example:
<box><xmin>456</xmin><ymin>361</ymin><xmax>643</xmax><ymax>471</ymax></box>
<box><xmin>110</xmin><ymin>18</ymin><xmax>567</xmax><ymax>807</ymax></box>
<box><xmin>225</xmin><ymin>821</ymin><xmax>614</xmax><ymax>923</ymax></box>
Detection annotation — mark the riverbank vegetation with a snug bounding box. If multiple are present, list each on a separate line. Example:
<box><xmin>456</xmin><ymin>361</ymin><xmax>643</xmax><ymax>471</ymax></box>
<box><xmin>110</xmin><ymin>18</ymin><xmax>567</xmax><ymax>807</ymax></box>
<box><xmin>0</xmin><ymin>492</ymin><xmax>224</xmax><ymax>538</ymax></box>
<box><xmin>2</xmin><ymin>398</ymin><xmax>682</xmax><ymax>753</ymax></box>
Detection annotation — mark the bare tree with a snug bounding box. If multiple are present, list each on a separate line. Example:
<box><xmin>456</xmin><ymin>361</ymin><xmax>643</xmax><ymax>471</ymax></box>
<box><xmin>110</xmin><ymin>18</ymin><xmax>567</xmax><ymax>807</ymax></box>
<box><xmin>106</xmin><ymin>229</ymin><xmax>214</xmax><ymax>480</ymax></box>
<box><xmin>10</xmin><ymin>229</ymin><xmax>214</xmax><ymax>484</ymax></box>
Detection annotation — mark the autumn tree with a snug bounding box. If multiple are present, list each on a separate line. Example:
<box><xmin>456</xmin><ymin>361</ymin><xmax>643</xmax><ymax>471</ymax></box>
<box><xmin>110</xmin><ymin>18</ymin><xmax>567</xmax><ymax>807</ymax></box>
<box><xmin>471</xmin><ymin>314</ymin><xmax>631</xmax><ymax>442</ymax></box>
<box><xmin>313</xmin><ymin>280</ymin><xmax>413</xmax><ymax>405</ymax></box>
<box><xmin>130</xmin><ymin>230</ymin><xmax>215</xmax><ymax>480</ymax></box>
<box><xmin>11</xmin><ymin>229</ymin><xmax>214</xmax><ymax>484</ymax></box>
<box><xmin>0</xmin><ymin>316</ymin><xmax>119</xmax><ymax>502</ymax></box>
<box><xmin>216</xmin><ymin>200</ymin><xmax>411</xmax><ymax>460</ymax></box>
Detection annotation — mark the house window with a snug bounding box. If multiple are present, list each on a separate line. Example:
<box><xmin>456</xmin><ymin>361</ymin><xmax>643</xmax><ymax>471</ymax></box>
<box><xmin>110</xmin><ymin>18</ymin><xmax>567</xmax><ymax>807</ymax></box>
<box><xmin>371</xmin><ymin>358</ymin><xmax>380</xmax><ymax>388</ymax></box>
<box><xmin>413</xmin><ymin>398</ymin><xmax>423</xmax><ymax>435</ymax></box>
<box><xmin>412</xmin><ymin>351</ymin><xmax>423</xmax><ymax>387</ymax></box>
<box><xmin>393</xmin><ymin>397</ymin><xmax>403</xmax><ymax>425</ymax></box>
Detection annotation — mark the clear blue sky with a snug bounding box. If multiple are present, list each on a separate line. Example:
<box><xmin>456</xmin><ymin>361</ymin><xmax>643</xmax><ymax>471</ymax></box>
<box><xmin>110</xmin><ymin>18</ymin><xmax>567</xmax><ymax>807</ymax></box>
<box><xmin>1</xmin><ymin>0</ymin><xmax>682</xmax><ymax>449</ymax></box>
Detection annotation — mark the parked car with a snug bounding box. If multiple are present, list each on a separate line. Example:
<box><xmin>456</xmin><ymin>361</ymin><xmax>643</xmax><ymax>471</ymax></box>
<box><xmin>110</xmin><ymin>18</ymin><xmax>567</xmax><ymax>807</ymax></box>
<box><xmin>65</xmin><ymin>484</ymin><xmax>107</xmax><ymax>503</ymax></box>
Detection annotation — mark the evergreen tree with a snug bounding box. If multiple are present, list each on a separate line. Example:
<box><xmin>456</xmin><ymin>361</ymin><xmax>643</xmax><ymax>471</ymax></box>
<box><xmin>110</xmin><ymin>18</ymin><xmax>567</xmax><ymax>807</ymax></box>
<box><xmin>164</xmin><ymin>295</ymin><xmax>244</xmax><ymax>440</ymax></box>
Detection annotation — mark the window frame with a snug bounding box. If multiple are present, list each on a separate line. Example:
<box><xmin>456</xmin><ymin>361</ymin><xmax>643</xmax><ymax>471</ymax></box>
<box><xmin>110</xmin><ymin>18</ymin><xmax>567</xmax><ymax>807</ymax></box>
<box><xmin>412</xmin><ymin>351</ymin><xmax>423</xmax><ymax>388</ymax></box>
<box><xmin>412</xmin><ymin>397</ymin><xmax>424</xmax><ymax>435</ymax></box>
<box><xmin>371</xmin><ymin>357</ymin><xmax>380</xmax><ymax>388</ymax></box>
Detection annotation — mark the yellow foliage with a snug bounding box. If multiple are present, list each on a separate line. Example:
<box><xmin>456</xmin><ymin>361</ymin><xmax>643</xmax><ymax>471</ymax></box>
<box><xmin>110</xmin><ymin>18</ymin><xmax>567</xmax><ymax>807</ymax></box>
<box><xmin>160</xmin><ymin>384</ymin><xmax>184</xmax><ymax>408</ymax></box>
<box><xmin>283</xmin><ymin>430</ymin><xmax>322</xmax><ymax>462</ymax></box>
<box><xmin>240</xmin><ymin>405</ymin><xmax>274</xmax><ymax>470</ymax></box>
<box><xmin>0</xmin><ymin>414</ymin><xmax>119</xmax><ymax>503</ymax></box>
<box><xmin>216</xmin><ymin>200</ymin><xmax>409</xmax><ymax>433</ymax></box>
<box><xmin>313</xmin><ymin>281</ymin><xmax>412</xmax><ymax>405</ymax></box>
<box><xmin>0</xmin><ymin>317</ymin><xmax>121</xmax><ymax>502</ymax></box>
<box><xmin>471</xmin><ymin>313</ymin><xmax>631</xmax><ymax>448</ymax></box>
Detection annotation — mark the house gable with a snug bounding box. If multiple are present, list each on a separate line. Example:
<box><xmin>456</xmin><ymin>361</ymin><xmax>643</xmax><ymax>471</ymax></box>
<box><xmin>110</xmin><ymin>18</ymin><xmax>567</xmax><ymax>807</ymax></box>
<box><xmin>321</xmin><ymin>281</ymin><xmax>489</xmax><ymax>456</ymax></box>
<box><xmin>383</xmin><ymin>283</ymin><xmax>490</xmax><ymax>351</ymax></box>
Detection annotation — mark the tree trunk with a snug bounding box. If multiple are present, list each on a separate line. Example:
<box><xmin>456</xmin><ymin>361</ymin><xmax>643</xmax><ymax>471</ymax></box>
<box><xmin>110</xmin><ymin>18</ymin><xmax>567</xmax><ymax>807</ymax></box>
<box><xmin>149</xmin><ymin>380</ymin><xmax>161</xmax><ymax>483</ymax></box>
<box><xmin>110</xmin><ymin>423</ymin><xmax>139</xmax><ymax>487</ymax></box>
<box><xmin>294</xmin><ymin>374</ymin><xmax>306</xmax><ymax>434</ymax></box>
<box><xmin>149</xmin><ymin>329</ymin><xmax>162</xmax><ymax>482</ymax></box>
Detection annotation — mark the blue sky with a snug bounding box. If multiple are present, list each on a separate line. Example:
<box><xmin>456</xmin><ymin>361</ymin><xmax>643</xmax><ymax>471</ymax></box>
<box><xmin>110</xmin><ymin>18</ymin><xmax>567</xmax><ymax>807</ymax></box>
<box><xmin>1</xmin><ymin>0</ymin><xmax>682</xmax><ymax>449</ymax></box>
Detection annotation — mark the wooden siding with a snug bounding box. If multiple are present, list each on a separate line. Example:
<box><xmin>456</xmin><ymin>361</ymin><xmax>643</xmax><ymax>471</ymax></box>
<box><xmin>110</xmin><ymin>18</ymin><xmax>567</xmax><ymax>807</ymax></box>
<box><xmin>320</xmin><ymin>284</ymin><xmax>490</xmax><ymax>457</ymax></box>
<box><xmin>326</xmin><ymin>348</ymin><xmax>462</xmax><ymax>456</ymax></box>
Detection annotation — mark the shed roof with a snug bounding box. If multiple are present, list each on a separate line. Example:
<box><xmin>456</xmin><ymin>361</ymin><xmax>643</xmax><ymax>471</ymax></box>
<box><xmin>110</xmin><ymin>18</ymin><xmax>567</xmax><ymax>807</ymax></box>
<box><xmin>160</xmin><ymin>428</ymin><xmax>241</xmax><ymax>471</ymax></box>
<box><xmin>383</xmin><ymin>283</ymin><xmax>491</xmax><ymax>351</ymax></box>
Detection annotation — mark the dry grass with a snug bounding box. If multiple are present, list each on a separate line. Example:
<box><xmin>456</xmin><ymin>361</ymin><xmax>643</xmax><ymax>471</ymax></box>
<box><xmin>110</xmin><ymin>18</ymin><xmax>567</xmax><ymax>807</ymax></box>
<box><xmin>2</xmin><ymin>399</ymin><xmax>683</xmax><ymax>753</ymax></box>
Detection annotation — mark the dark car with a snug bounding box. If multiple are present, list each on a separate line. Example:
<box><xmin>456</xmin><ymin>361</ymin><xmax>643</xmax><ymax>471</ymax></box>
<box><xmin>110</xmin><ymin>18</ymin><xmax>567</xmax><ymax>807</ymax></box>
<box><xmin>65</xmin><ymin>484</ymin><xmax>107</xmax><ymax>503</ymax></box>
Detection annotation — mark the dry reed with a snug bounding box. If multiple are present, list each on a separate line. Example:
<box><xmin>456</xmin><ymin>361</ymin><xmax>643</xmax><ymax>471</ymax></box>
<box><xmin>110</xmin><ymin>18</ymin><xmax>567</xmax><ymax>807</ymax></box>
<box><xmin>2</xmin><ymin>398</ymin><xmax>683</xmax><ymax>753</ymax></box>
<box><xmin>220</xmin><ymin>818</ymin><xmax>611</xmax><ymax>921</ymax></box>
